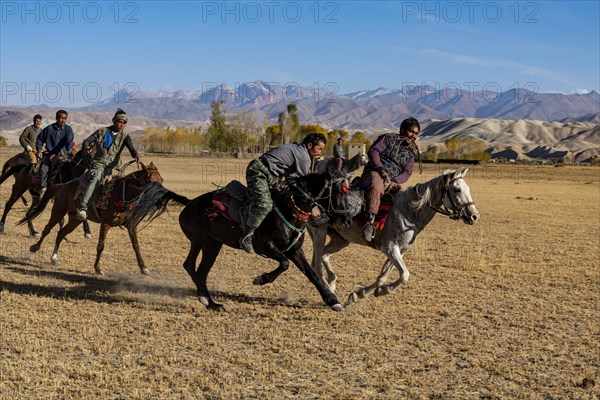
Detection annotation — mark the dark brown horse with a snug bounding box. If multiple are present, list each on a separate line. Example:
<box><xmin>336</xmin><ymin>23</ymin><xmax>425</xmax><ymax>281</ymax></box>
<box><xmin>0</xmin><ymin>149</ymin><xmax>93</xmax><ymax>237</ymax></box>
<box><xmin>126</xmin><ymin>172</ymin><xmax>352</xmax><ymax>312</ymax></box>
<box><xmin>18</xmin><ymin>162</ymin><xmax>165</xmax><ymax>275</ymax></box>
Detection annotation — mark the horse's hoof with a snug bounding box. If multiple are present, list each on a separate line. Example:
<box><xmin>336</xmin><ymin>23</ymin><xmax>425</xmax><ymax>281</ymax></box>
<box><xmin>331</xmin><ymin>303</ymin><xmax>344</xmax><ymax>312</ymax></box>
<box><xmin>30</xmin><ymin>244</ymin><xmax>40</xmax><ymax>253</ymax></box>
<box><xmin>84</xmin><ymin>233</ymin><xmax>92</xmax><ymax>239</ymax></box>
<box><xmin>141</xmin><ymin>268</ymin><xmax>151</xmax><ymax>275</ymax></box>
<box><xmin>95</xmin><ymin>270</ymin><xmax>104</xmax><ymax>276</ymax></box>
<box><xmin>209</xmin><ymin>304</ymin><xmax>227</xmax><ymax>312</ymax></box>
<box><xmin>51</xmin><ymin>258</ymin><xmax>59</xmax><ymax>266</ymax></box>
<box><xmin>32</xmin><ymin>233</ymin><xmax>40</xmax><ymax>239</ymax></box>
<box><xmin>199</xmin><ymin>297</ymin><xmax>210</xmax><ymax>307</ymax></box>
<box><xmin>252</xmin><ymin>276</ymin><xmax>264</xmax><ymax>285</ymax></box>
<box><xmin>0</xmin><ymin>225</ymin><xmax>5</xmax><ymax>234</ymax></box>
<box><xmin>346</xmin><ymin>292</ymin><xmax>359</xmax><ymax>305</ymax></box>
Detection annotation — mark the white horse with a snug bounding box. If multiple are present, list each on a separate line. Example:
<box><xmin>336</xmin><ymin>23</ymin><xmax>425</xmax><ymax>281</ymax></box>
<box><xmin>308</xmin><ymin>167</ymin><xmax>480</xmax><ymax>304</ymax></box>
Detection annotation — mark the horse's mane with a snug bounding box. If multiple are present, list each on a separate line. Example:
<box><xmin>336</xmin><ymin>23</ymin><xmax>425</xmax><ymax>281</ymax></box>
<box><xmin>409</xmin><ymin>184</ymin><xmax>431</xmax><ymax>211</ymax></box>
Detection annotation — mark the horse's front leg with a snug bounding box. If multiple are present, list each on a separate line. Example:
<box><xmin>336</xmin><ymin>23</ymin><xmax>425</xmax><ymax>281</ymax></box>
<box><xmin>373</xmin><ymin>244</ymin><xmax>410</xmax><ymax>297</ymax></box>
<box><xmin>127</xmin><ymin>226</ymin><xmax>150</xmax><ymax>275</ymax></box>
<box><xmin>253</xmin><ymin>241</ymin><xmax>289</xmax><ymax>285</ymax></box>
<box><xmin>321</xmin><ymin>232</ymin><xmax>351</xmax><ymax>293</ymax></box>
<box><xmin>347</xmin><ymin>260</ymin><xmax>395</xmax><ymax>305</ymax></box>
<box><xmin>287</xmin><ymin>248</ymin><xmax>343</xmax><ymax>311</ymax></box>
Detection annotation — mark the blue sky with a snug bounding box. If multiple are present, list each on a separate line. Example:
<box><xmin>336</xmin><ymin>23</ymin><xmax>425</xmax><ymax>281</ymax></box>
<box><xmin>1</xmin><ymin>0</ymin><xmax>599</xmax><ymax>107</ymax></box>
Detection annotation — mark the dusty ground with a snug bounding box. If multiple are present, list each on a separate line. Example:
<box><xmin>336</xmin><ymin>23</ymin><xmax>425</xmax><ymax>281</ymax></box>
<box><xmin>0</xmin><ymin>148</ymin><xmax>598</xmax><ymax>399</ymax></box>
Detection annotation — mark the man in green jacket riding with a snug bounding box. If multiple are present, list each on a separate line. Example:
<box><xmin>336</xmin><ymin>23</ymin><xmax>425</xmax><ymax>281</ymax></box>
<box><xmin>77</xmin><ymin>109</ymin><xmax>140</xmax><ymax>220</ymax></box>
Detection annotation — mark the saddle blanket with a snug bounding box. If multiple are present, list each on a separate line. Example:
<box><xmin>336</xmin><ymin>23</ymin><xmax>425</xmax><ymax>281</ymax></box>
<box><xmin>74</xmin><ymin>174</ymin><xmax>117</xmax><ymax>210</ymax></box>
<box><xmin>207</xmin><ymin>180</ymin><xmax>248</xmax><ymax>223</ymax></box>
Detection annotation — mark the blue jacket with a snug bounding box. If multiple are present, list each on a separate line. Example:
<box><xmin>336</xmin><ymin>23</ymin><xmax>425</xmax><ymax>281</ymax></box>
<box><xmin>36</xmin><ymin>123</ymin><xmax>74</xmax><ymax>155</ymax></box>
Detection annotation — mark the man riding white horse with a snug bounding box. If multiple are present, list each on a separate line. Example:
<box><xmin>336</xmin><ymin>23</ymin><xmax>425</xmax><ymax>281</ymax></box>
<box><xmin>361</xmin><ymin>117</ymin><xmax>421</xmax><ymax>242</ymax></box>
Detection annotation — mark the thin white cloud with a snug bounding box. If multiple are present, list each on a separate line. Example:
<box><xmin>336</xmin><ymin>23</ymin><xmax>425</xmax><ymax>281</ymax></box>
<box><xmin>421</xmin><ymin>48</ymin><xmax>574</xmax><ymax>85</ymax></box>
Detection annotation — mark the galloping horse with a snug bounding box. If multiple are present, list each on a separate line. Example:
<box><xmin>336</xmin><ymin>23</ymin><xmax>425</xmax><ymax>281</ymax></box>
<box><xmin>0</xmin><ymin>149</ymin><xmax>93</xmax><ymax>237</ymax></box>
<box><xmin>126</xmin><ymin>172</ymin><xmax>352</xmax><ymax>311</ymax></box>
<box><xmin>18</xmin><ymin>162</ymin><xmax>165</xmax><ymax>275</ymax></box>
<box><xmin>261</xmin><ymin>168</ymin><xmax>480</xmax><ymax>304</ymax></box>
<box><xmin>314</xmin><ymin>152</ymin><xmax>367</xmax><ymax>175</ymax></box>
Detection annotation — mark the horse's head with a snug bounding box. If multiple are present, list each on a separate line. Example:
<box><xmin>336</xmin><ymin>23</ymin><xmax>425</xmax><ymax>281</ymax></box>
<box><xmin>442</xmin><ymin>168</ymin><xmax>479</xmax><ymax>225</ymax></box>
<box><xmin>140</xmin><ymin>161</ymin><xmax>164</xmax><ymax>185</ymax></box>
<box><xmin>291</xmin><ymin>170</ymin><xmax>354</xmax><ymax>227</ymax></box>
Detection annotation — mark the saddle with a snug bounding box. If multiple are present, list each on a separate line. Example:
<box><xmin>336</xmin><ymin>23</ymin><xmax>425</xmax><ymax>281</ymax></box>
<box><xmin>207</xmin><ymin>180</ymin><xmax>248</xmax><ymax>223</ymax></box>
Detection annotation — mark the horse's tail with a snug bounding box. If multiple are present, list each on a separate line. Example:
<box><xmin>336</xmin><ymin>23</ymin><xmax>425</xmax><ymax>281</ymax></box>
<box><xmin>0</xmin><ymin>165</ymin><xmax>27</xmax><ymax>186</ymax></box>
<box><xmin>16</xmin><ymin>183</ymin><xmax>64</xmax><ymax>226</ymax></box>
<box><xmin>124</xmin><ymin>182</ymin><xmax>190</xmax><ymax>229</ymax></box>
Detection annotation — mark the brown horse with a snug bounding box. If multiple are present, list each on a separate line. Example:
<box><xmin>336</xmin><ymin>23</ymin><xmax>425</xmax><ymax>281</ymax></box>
<box><xmin>0</xmin><ymin>152</ymin><xmax>30</xmax><ymax>207</ymax></box>
<box><xmin>0</xmin><ymin>149</ymin><xmax>93</xmax><ymax>237</ymax></box>
<box><xmin>18</xmin><ymin>162</ymin><xmax>164</xmax><ymax>275</ymax></box>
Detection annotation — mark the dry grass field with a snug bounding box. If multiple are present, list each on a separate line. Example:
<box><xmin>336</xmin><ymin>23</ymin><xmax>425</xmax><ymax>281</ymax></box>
<box><xmin>1</xmin><ymin>148</ymin><xmax>598</xmax><ymax>399</ymax></box>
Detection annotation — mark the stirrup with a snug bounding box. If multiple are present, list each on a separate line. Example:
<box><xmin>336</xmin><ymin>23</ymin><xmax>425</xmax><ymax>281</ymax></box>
<box><xmin>362</xmin><ymin>222</ymin><xmax>375</xmax><ymax>242</ymax></box>
<box><xmin>76</xmin><ymin>208</ymin><xmax>88</xmax><ymax>221</ymax></box>
<box><xmin>240</xmin><ymin>232</ymin><xmax>255</xmax><ymax>254</ymax></box>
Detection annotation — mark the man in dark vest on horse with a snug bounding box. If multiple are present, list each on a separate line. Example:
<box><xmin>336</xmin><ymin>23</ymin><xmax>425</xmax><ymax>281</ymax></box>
<box><xmin>361</xmin><ymin>117</ymin><xmax>420</xmax><ymax>242</ymax></box>
<box><xmin>36</xmin><ymin>110</ymin><xmax>74</xmax><ymax>197</ymax></box>
<box><xmin>239</xmin><ymin>133</ymin><xmax>327</xmax><ymax>254</ymax></box>
<box><xmin>76</xmin><ymin>109</ymin><xmax>140</xmax><ymax>221</ymax></box>
<box><xmin>20</xmin><ymin>114</ymin><xmax>43</xmax><ymax>165</ymax></box>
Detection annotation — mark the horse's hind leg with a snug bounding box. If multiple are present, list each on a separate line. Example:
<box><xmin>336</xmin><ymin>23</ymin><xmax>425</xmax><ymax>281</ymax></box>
<box><xmin>195</xmin><ymin>239</ymin><xmax>224</xmax><ymax>311</ymax></box>
<box><xmin>347</xmin><ymin>260</ymin><xmax>395</xmax><ymax>305</ymax></box>
<box><xmin>0</xmin><ymin>184</ymin><xmax>26</xmax><ymax>234</ymax></box>
<box><xmin>50</xmin><ymin>214</ymin><xmax>82</xmax><ymax>265</ymax></box>
<box><xmin>93</xmin><ymin>223</ymin><xmax>111</xmax><ymax>275</ymax></box>
<box><xmin>127</xmin><ymin>226</ymin><xmax>150</xmax><ymax>275</ymax></box>
<box><xmin>253</xmin><ymin>241</ymin><xmax>289</xmax><ymax>285</ymax></box>
<box><xmin>183</xmin><ymin>238</ymin><xmax>202</xmax><ymax>286</ymax></box>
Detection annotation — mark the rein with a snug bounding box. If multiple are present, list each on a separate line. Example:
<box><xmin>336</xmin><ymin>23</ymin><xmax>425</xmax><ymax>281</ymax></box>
<box><xmin>272</xmin><ymin>201</ymin><xmax>306</xmax><ymax>252</ymax></box>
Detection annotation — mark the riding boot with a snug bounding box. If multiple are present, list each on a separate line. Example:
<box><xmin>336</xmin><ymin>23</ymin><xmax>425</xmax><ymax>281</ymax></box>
<box><xmin>239</xmin><ymin>205</ymin><xmax>255</xmax><ymax>254</ymax></box>
<box><xmin>362</xmin><ymin>213</ymin><xmax>376</xmax><ymax>242</ymax></box>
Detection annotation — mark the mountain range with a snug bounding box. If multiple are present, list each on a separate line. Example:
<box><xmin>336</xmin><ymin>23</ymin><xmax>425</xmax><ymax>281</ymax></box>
<box><xmin>80</xmin><ymin>81</ymin><xmax>599</xmax><ymax>126</ymax></box>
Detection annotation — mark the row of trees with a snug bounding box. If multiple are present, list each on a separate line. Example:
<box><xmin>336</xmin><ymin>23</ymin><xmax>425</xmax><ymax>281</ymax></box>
<box><xmin>142</xmin><ymin>101</ymin><xmax>373</xmax><ymax>155</ymax></box>
<box><xmin>421</xmin><ymin>138</ymin><xmax>491</xmax><ymax>161</ymax></box>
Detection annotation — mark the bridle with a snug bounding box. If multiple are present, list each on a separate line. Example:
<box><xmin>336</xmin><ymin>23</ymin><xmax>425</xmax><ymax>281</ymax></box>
<box><xmin>290</xmin><ymin>176</ymin><xmax>351</xmax><ymax>219</ymax></box>
<box><xmin>428</xmin><ymin>176</ymin><xmax>475</xmax><ymax>221</ymax></box>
